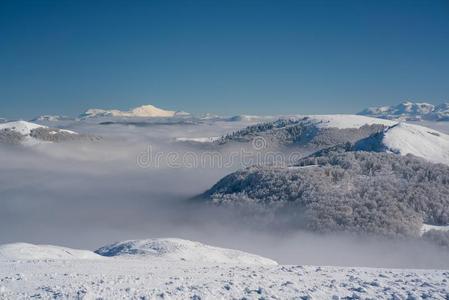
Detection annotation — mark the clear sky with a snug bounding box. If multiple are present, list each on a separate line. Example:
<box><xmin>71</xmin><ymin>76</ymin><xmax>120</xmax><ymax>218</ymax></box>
<box><xmin>1</xmin><ymin>0</ymin><xmax>448</xmax><ymax>119</ymax></box>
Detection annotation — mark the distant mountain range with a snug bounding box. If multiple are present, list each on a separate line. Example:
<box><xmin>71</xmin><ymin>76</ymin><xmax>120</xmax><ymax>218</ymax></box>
<box><xmin>358</xmin><ymin>101</ymin><xmax>449</xmax><ymax>121</ymax></box>
<box><xmin>79</xmin><ymin>104</ymin><xmax>190</xmax><ymax>118</ymax></box>
<box><xmin>7</xmin><ymin>101</ymin><xmax>449</xmax><ymax>123</ymax></box>
<box><xmin>30</xmin><ymin>104</ymin><xmax>274</xmax><ymax>123</ymax></box>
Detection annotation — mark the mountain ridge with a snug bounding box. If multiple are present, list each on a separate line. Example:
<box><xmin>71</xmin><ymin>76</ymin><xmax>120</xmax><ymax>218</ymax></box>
<box><xmin>359</xmin><ymin>101</ymin><xmax>449</xmax><ymax>121</ymax></box>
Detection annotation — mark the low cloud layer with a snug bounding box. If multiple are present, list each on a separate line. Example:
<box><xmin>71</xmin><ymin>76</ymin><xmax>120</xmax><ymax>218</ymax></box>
<box><xmin>1</xmin><ymin>120</ymin><xmax>449</xmax><ymax>268</ymax></box>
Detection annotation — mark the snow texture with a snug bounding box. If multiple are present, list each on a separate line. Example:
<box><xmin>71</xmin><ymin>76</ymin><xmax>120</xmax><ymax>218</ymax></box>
<box><xmin>0</xmin><ymin>252</ymin><xmax>447</xmax><ymax>299</ymax></box>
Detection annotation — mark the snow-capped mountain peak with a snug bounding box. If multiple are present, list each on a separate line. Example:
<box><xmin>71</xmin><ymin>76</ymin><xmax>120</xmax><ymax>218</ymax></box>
<box><xmin>395</xmin><ymin>101</ymin><xmax>434</xmax><ymax>114</ymax></box>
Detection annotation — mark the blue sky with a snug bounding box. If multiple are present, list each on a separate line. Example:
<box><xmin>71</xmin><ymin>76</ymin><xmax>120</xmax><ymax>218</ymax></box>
<box><xmin>1</xmin><ymin>0</ymin><xmax>448</xmax><ymax>119</ymax></box>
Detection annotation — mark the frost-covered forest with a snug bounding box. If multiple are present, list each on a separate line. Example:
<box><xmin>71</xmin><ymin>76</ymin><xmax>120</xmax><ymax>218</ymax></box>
<box><xmin>205</xmin><ymin>151</ymin><xmax>449</xmax><ymax>237</ymax></box>
<box><xmin>217</xmin><ymin>118</ymin><xmax>387</xmax><ymax>150</ymax></box>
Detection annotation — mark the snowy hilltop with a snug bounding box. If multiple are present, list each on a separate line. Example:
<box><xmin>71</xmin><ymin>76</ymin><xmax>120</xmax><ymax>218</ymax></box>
<box><xmin>95</xmin><ymin>238</ymin><xmax>277</xmax><ymax>266</ymax></box>
<box><xmin>355</xmin><ymin>122</ymin><xmax>449</xmax><ymax>165</ymax></box>
<box><xmin>359</xmin><ymin>101</ymin><xmax>449</xmax><ymax>121</ymax></box>
<box><xmin>80</xmin><ymin>104</ymin><xmax>190</xmax><ymax>118</ymax></box>
<box><xmin>0</xmin><ymin>120</ymin><xmax>99</xmax><ymax>145</ymax></box>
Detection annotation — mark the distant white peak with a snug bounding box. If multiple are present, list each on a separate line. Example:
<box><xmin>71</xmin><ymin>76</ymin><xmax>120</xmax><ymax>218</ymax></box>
<box><xmin>95</xmin><ymin>238</ymin><xmax>277</xmax><ymax>266</ymax></box>
<box><xmin>395</xmin><ymin>101</ymin><xmax>434</xmax><ymax>114</ymax></box>
<box><xmin>0</xmin><ymin>243</ymin><xmax>104</xmax><ymax>261</ymax></box>
<box><xmin>0</xmin><ymin>120</ymin><xmax>45</xmax><ymax>135</ymax></box>
<box><xmin>32</xmin><ymin>115</ymin><xmax>70</xmax><ymax>122</ymax></box>
<box><xmin>128</xmin><ymin>104</ymin><xmax>176</xmax><ymax>117</ymax></box>
<box><xmin>81</xmin><ymin>104</ymin><xmax>187</xmax><ymax>118</ymax></box>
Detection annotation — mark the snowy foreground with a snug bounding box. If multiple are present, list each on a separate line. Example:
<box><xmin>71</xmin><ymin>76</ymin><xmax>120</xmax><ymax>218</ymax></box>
<box><xmin>0</xmin><ymin>239</ymin><xmax>448</xmax><ymax>299</ymax></box>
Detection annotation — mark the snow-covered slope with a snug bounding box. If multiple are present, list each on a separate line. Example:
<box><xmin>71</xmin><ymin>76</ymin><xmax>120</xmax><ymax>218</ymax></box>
<box><xmin>359</xmin><ymin>101</ymin><xmax>449</xmax><ymax>121</ymax></box>
<box><xmin>80</xmin><ymin>104</ymin><xmax>188</xmax><ymax>118</ymax></box>
<box><xmin>356</xmin><ymin>122</ymin><xmax>449</xmax><ymax>165</ymax></box>
<box><xmin>0</xmin><ymin>243</ymin><xmax>103</xmax><ymax>260</ymax></box>
<box><xmin>95</xmin><ymin>238</ymin><xmax>277</xmax><ymax>266</ymax></box>
<box><xmin>383</xmin><ymin>123</ymin><xmax>449</xmax><ymax>164</ymax></box>
<box><xmin>0</xmin><ymin>239</ymin><xmax>447</xmax><ymax>298</ymax></box>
